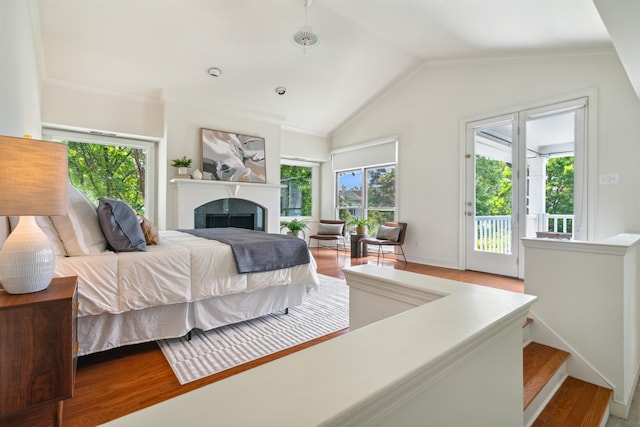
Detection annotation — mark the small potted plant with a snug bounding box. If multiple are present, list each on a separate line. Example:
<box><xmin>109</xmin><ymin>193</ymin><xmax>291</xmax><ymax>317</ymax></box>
<box><xmin>347</xmin><ymin>215</ymin><xmax>372</xmax><ymax>235</ymax></box>
<box><xmin>171</xmin><ymin>156</ymin><xmax>192</xmax><ymax>176</ymax></box>
<box><xmin>280</xmin><ymin>218</ymin><xmax>309</xmax><ymax>238</ymax></box>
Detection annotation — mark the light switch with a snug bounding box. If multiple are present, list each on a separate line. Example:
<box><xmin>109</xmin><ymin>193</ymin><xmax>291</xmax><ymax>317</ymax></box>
<box><xmin>599</xmin><ymin>173</ymin><xmax>619</xmax><ymax>185</ymax></box>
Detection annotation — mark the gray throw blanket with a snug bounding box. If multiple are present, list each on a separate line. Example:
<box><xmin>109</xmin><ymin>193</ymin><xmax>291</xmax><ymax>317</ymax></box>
<box><xmin>178</xmin><ymin>228</ymin><xmax>310</xmax><ymax>274</ymax></box>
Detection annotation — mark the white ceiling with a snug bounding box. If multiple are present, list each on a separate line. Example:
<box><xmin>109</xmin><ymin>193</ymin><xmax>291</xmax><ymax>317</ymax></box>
<box><xmin>34</xmin><ymin>0</ymin><xmax>614</xmax><ymax>135</ymax></box>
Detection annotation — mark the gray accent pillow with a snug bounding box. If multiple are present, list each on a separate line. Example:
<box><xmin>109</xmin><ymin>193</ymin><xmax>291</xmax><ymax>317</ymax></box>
<box><xmin>97</xmin><ymin>198</ymin><xmax>147</xmax><ymax>252</ymax></box>
<box><xmin>376</xmin><ymin>225</ymin><xmax>400</xmax><ymax>241</ymax></box>
<box><xmin>317</xmin><ymin>223</ymin><xmax>343</xmax><ymax>235</ymax></box>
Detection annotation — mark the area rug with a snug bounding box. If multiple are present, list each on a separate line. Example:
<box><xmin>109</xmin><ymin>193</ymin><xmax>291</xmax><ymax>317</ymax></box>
<box><xmin>157</xmin><ymin>274</ymin><xmax>348</xmax><ymax>384</ymax></box>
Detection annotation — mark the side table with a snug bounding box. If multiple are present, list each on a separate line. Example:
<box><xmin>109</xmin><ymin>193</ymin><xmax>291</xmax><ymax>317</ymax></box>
<box><xmin>350</xmin><ymin>234</ymin><xmax>369</xmax><ymax>258</ymax></box>
<box><xmin>0</xmin><ymin>276</ymin><xmax>79</xmax><ymax>427</ymax></box>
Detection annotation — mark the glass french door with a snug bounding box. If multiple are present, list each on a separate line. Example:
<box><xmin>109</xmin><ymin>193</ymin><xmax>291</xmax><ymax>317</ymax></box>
<box><xmin>464</xmin><ymin>98</ymin><xmax>587</xmax><ymax>278</ymax></box>
<box><xmin>465</xmin><ymin>114</ymin><xmax>520</xmax><ymax>277</ymax></box>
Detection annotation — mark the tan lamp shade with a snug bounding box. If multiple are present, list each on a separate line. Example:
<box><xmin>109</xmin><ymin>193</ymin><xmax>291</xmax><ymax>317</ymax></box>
<box><xmin>0</xmin><ymin>136</ymin><xmax>68</xmax><ymax>216</ymax></box>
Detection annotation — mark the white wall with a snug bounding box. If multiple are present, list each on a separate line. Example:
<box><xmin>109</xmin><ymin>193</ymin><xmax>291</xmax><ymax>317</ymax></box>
<box><xmin>522</xmin><ymin>235</ymin><xmax>640</xmax><ymax>418</ymax></box>
<box><xmin>37</xmin><ymin>84</ymin><xmax>328</xmax><ymax>231</ymax></box>
<box><xmin>41</xmin><ymin>82</ymin><xmax>164</xmax><ymax>138</ymax></box>
<box><xmin>0</xmin><ymin>0</ymin><xmax>42</xmax><ymax>137</ymax></box>
<box><xmin>280</xmin><ymin>128</ymin><xmax>329</xmax><ymax>162</ymax></box>
<box><xmin>594</xmin><ymin>0</ymin><xmax>640</xmax><ymax>98</ymax></box>
<box><xmin>281</xmin><ymin>128</ymin><xmax>330</xmax><ymax>222</ymax></box>
<box><xmin>162</xmin><ymin>100</ymin><xmax>283</xmax><ymax>229</ymax></box>
<box><xmin>330</xmin><ymin>53</ymin><xmax>640</xmax><ymax>268</ymax></box>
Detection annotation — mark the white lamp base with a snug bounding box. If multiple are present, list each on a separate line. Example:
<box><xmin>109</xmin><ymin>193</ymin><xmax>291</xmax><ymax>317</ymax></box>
<box><xmin>0</xmin><ymin>216</ymin><xmax>56</xmax><ymax>294</ymax></box>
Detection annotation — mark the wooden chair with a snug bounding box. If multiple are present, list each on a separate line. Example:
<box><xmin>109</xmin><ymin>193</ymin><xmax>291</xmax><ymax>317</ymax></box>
<box><xmin>308</xmin><ymin>220</ymin><xmax>347</xmax><ymax>257</ymax></box>
<box><xmin>360</xmin><ymin>222</ymin><xmax>407</xmax><ymax>265</ymax></box>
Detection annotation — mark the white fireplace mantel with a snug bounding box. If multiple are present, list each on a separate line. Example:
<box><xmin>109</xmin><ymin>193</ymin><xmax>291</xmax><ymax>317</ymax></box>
<box><xmin>169</xmin><ymin>178</ymin><xmax>284</xmax><ymax>231</ymax></box>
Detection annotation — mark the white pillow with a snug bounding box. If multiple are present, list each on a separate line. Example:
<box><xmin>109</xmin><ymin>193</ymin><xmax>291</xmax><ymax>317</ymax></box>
<box><xmin>51</xmin><ymin>183</ymin><xmax>108</xmax><ymax>256</ymax></box>
<box><xmin>9</xmin><ymin>216</ymin><xmax>67</xmax><ymax>257</ymax></box>
<box><xmin>376</xmin><ymin>225</ymin><xmax>400</xmax><ymax>241</ymax></box>
<box><xmin>317</xmin><ymin>223</ymin><xmax>343</xmax><ymax>235</ymax></box>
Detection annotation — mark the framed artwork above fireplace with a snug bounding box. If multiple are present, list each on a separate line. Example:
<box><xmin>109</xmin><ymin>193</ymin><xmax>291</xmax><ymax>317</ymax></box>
<box><xmin>201</xmin><ymin>128</ymin><xmax>266</xmax><ymax>183</ymax></box>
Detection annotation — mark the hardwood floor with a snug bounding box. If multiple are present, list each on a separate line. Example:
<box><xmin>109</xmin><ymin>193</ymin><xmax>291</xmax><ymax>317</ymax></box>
<box><xmin>0</xmin><ymin>249</ymin><xmax>522</xmax><ymax>427</ymax></box>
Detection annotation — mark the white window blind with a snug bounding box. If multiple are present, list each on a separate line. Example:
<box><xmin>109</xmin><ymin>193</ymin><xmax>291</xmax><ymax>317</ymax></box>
<box><xmin>331</xmin><ymin>136</ymin><xmax>397</xmax><ymax>171</ymax></box>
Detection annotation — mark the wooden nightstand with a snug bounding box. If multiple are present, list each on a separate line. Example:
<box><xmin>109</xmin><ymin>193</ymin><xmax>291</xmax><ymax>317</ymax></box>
<box><xmin>0</xmin><ymin>276</ymin><xmax>78</xmax><ymax>427</ymax></box>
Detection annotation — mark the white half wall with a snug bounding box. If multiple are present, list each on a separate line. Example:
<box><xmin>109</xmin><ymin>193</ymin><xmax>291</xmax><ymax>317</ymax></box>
<box><xmin>522</xmin><ymin>234</ymin><xmax>640</xmax><ymax>418</ymax></box>
<box><xmin>330</xmin><ymin>53</ymin><xmax>640</xmax><ymax>268</ymax></box>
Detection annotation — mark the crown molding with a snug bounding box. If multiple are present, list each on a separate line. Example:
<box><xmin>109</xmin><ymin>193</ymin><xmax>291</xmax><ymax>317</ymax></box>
<box><xmin>44</xmin><ymin>77</ymin><xmax>162</xmax><ymax>104</ymax></box>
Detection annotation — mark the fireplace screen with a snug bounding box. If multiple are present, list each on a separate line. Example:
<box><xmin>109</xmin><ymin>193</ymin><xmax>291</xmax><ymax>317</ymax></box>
<box><xmin>194</xmin><ymin>198</ymin><xmax>265</xmax><ymax>231</ymax></box>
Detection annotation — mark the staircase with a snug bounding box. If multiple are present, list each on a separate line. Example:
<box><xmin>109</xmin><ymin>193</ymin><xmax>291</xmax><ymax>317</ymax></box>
<box><xmin>523</xmin><ymin>321</ymin><xmax>612</xmax><ymax>427</ymax></box>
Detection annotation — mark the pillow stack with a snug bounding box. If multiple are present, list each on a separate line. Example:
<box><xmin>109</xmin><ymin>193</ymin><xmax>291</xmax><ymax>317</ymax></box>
<box><xmin>51</xmin><ymin>183</ymin><xmax>108</xmax><ymax>256</ymax></box>
<box><xmin>6</xmin><ymin>183</ymin><xmax>160</xmax><ymax>257</ymax></box>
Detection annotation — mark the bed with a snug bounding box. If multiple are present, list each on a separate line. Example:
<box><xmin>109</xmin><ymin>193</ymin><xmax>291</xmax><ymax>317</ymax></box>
<box><xmin>55</xmin><ymin>230</ymin><xmax>319</xmax><ymax>355</ymax></box>
<box><xmin>0</xmin><ymin>185</ymin><xmax>319</xmax><ymax>356</ymax></box>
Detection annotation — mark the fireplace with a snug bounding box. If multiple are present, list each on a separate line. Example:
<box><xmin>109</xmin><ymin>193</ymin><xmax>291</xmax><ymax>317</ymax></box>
<box><xmin>194</xmin><ymin>198</ymin><xmax>265</xmax><ymax>231</ymax></box>
<box><xmin>171</xmin><ymin>179</ymin><xmax>282</xmax><ymax>231</ymax></box>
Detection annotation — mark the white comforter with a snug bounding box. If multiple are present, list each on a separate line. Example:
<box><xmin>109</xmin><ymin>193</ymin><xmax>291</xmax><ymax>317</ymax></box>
<box><xmin>54</xmin><ymin>230</ymin><xmax>319</xmax><ymax>317</ymax></box>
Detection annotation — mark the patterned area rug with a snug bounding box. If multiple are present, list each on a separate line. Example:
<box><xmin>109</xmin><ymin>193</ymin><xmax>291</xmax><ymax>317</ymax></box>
<box><xmin>157</xmin><ymin>274</ymin><xmax>348</xmax><ymax>384</ymax></box>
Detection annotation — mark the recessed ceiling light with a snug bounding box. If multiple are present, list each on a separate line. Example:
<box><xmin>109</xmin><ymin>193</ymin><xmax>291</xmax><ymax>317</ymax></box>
<box><xmin>207</xmin><ymin>67</ymin><xmax>222</xmax><ymax>77</ymax></box>
<box><xmin>275</xmin><ymin>87</ymin><xmax>287</xmax><ymax>95</ymax></box>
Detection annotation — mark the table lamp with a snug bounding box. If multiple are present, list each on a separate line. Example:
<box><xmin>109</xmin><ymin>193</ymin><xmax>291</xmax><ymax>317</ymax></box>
<box><xmin>0</xmin><ymin>135</ymin><xmax>68</xmax><ymax>294</ymax></box>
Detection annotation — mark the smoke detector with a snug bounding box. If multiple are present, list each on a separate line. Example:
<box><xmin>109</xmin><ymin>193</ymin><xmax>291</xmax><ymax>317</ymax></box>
<box><xmin>207</xmin><ymin>67</ymin><xmax>222</xmax><ymax>77</ymax></box>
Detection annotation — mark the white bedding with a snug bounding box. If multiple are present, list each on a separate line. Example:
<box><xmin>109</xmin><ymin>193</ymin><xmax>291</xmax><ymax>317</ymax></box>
<box><xmin>55</xmin><ymin>230</ymin><xmax>319</xmax><ymax>317</ymax></box>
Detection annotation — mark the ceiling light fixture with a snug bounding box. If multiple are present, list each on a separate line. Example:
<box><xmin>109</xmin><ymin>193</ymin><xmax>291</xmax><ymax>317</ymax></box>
<box><xmin>293</xmin><ymin>0</ymin><xmax>318</xmax><ymax>53</ymax></box>
<box><xmin>275</xmin><ymin>87</ymin><xmax>286</xmax><ymax>95</ymax></box>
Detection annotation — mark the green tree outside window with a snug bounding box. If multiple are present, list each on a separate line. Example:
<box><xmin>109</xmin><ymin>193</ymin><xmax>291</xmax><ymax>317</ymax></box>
<box><xmin>66</xmin><ymin>141</ymin><xmax>147</xmax><ymax>214</ymax></box>
<box><xmin>280</xmin><ymin>164</ymin><xmax>312</xmax><ymax>217</ymax></box>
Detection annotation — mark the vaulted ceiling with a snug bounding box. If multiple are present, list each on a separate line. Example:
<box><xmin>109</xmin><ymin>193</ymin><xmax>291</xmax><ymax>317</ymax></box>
<box><xmin>34</xmin><ymin>0</ymin><xmax>616</xmax><ymax>135</ymax></box>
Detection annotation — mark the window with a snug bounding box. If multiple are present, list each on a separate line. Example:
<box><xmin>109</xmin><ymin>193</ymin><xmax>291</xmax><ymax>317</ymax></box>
<box><xmin>332</xmin><ymin>136</ymin><xmax>398</xmax><ymax>236</ymax></box>
<box><xmin>66</xmin><ymin>142</ymin><xmax>147</xmax><ymax>212</ymax></box>
<box><xmin>337</xmin><ymin>165</ymin><xmax>396</xmax><ymax>235</ymax></box>
<box><xmin>43</xmin><ymin>127</ymin><xmax>157</xmax><ymax>220</ymax></box>
<box><xmin>366</xmin><ymin>166</ymin><xmax>396</xmax><ymax>226</ymax></box>
<box><xmin>337</xmin><ymin>169</ymin><xmax>363</xmax><ymax>219</ymax></box>
<box><xmin>280</xmin><ymin>159</ymin><xmax>317</xmax><ymax>218</ymax></box>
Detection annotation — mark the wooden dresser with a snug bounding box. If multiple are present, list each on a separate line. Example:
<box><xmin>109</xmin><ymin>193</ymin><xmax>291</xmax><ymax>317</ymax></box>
<box><xmin>0</xmin><ymin>276</ymin><xmax>78</xmax><ymax>426</ymax></box>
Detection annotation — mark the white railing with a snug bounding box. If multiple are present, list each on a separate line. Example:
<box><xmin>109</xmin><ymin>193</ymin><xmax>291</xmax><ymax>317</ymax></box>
<box><xmin>476</xmin><ymin>214</ymin><xmax>575</xmax><ymax>253</ymax></box>
<box><xmin>547</xmin><ymin>214</ymin><xmax>573</xmax><ymax>234</ymax></box>
<box><xmin>475</xmin><ymin>215</ymin><xmax>511</xmax><ymax>253</ymax></box>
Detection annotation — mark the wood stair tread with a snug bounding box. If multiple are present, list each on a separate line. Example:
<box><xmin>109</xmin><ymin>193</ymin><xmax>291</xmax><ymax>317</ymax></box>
<box><xmin>532</xmin><ymin>376</ymin><xmax>612</xmax><ymax>427</ymax></box>
<box><xmin>523</xmin><ymin>342</ymin><xmax>570</xmax><ymax>409</ymax></box>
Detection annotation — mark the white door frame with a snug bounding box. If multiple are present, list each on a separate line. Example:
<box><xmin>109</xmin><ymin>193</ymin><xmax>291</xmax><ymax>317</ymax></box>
<box><xmin>459</xmin><ymin>90</ymin><xmax>597</xmax><ymax>278</ymax></box>
<box><xmin>463</xmin><ymin>114</ymin><xmax>520</xmax><ymax>277</ymax></box>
